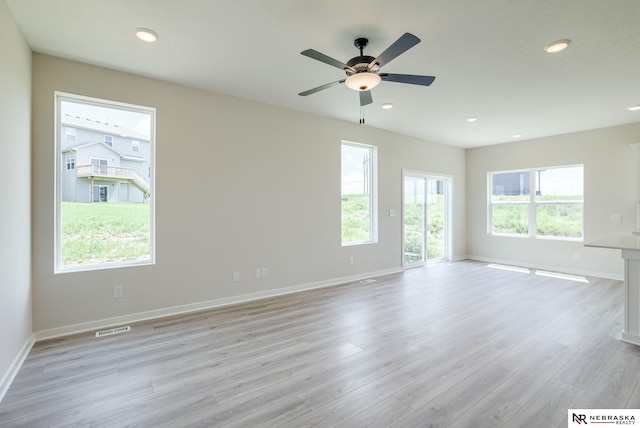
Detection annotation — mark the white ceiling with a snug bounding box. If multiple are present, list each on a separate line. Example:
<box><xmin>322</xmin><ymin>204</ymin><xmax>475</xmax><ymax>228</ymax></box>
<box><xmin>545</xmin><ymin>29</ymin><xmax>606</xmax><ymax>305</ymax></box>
<box><xmin>6</xmin><ymin>0</ymin><xmax>640</xmax><ymax>148</ymax></box>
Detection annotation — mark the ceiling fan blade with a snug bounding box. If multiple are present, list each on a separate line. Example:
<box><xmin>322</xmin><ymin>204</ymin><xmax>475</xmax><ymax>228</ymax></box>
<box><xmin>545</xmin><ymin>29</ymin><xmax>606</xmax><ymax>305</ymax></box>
<box><xmin>369</xmin><ymin>33</ymin><xmax>420</xmax><ymax>69</ymax></box>
<box><xmin>298</xmin><ymin>79</ymin><xmax>345</xmax><ymax>96</ymax></box>
<box><xmin>380</xmin><ymin>73</ymin><xmax>435</xmax><ymax>86</ymax></box>
<box><xmin>359</xmin><ymin>90</ymin><xmax>373</xmax><ymax>106</ymax></box>
<box><xmin>301</xmin><ymin>49</ymin><xmax>354</xmax><ymax>72</ymax></box>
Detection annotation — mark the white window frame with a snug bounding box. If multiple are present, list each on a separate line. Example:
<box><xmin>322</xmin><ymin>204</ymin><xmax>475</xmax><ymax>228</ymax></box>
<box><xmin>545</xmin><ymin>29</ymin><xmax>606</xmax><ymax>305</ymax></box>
<box><xmin>54</xmin><ymin>92</ymin><xmax>156</xmax><ymax>273</ymax></box>
<box><xmin>90</xmin><ymin>157</ymin><xmax>108</xmax><ymax>174</ymax></box>
<box><xmin>104</xmin><ymin>135</ymin><xmax>113</xmax><ymax>146</ymax></box>
<box><xmin>341</xmin><ymin>140</ymin><xmax>378</xmax><ymax>246</ymax></box>
<box><xmin>65</xmin><ymin>153</ymin><xmax>75</xmax><ymax>170</ymax></box>
<box><xmin>488</xmin><ymin>164</ymin><xmax>584</xmax><ymax>241</ymax></box>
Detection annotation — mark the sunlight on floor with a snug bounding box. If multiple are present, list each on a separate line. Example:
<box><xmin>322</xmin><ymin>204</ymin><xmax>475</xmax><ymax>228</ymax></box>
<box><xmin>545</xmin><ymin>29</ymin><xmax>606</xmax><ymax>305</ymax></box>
<box><xmin>487</xmin><ymin>263</ymin><xmax>590</xmax><ymax>283</ymax></box>
<box><xmin>487</xmin><ymin>263</ymin><xmax>530</xmax><ymax>274</ymax></box>
<box><xmin>535</xmin><ymin>270</ymin><xmax>589</xmax><ymax>283</ymax></box>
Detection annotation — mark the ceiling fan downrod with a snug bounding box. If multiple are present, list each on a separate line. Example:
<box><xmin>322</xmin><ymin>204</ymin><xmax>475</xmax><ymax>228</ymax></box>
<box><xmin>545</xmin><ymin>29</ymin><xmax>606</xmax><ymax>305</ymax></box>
<box><xmin>354</xmin><ymin>37</ymin><xmax>368</xmax><ymax>56</ymax></box>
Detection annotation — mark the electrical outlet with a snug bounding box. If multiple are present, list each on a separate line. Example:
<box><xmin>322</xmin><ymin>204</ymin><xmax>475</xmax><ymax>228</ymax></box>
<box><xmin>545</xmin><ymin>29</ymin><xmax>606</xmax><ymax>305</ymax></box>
<box><xmin>261</xmin><ymin>267</ymin><xmax>268</xmax><ymax>278</ymax></box>
<box><xmin>113</xmin><ymin>285</ymin><xmax>123</xmax><ymax>299</ymax></box>
<box><xmin>611</xmin><ymin>213</ymin><xmax>622</xmax><ymax>222</ymax></box>
<box><xmin>349</xmin><ymin>257</ymin><xmax>354</xmax><ymax>265</ymax></box>
<box><xmin>574</xmin><ymin>252</ymin><xmax>581</xmax><ymax>261</ymax></box>
<box><xmin>254</xmin><ymin>268</ymin><xmax>261</xmax><ymax>279</ymax></box>
<box><xmin>232</xmin><ymin>272</ymin><xmax>240</xmax><ymax>282</ymax></box>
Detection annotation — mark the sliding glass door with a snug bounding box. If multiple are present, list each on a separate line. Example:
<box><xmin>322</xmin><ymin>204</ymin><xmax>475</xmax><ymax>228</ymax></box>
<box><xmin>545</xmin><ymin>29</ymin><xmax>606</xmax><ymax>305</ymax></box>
<box><xmin>403</xmin><ymin>171</ymin><xmax>450</xmax><ymax>267</ymax></box>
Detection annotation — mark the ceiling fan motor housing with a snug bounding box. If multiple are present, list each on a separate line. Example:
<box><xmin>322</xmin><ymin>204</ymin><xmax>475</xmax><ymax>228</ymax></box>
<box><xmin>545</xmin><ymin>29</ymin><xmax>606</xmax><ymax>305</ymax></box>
<box><xmin>346</xmin><ymin>56</ymin><xmax>378</xmax><ymax>75</ymax></box>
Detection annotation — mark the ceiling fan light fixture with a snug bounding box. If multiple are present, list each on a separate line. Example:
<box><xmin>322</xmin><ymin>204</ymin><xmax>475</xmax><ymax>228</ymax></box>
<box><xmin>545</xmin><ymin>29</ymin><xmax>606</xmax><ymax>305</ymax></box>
<box><xmin>345</xmin><ymin>73</ymin><xmax>381</xmax><ymax>91</ymax></box>
<box><xmin>544</xmin><ymin>39</ymin><xmax>570</xmax><ymax>53</ymax></box>
<box><xmin>466</xmin><ymin>116</ymin><xmax>478</xmax><ymax>122</ymax></box>
<box><xmin>382</xmin><ymin>103</ymin><xmax>394</xmax><ymax>110</ymax></box>
<box><xmin>135</xmin><ymin>28</ymin><xmax>158</xmax><ymax>43</ymax></box>
<box><xmin>628</xmin><ymin>105</ymin><xmax>640</xmax><ymax>111</ymax></box>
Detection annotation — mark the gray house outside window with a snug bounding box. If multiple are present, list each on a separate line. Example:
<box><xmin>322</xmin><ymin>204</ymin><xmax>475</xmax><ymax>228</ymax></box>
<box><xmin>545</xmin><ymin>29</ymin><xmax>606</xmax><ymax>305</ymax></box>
<box><xmin>60</xmin><ymin>114</ymin><xmax>151</xmax><ymax>203</ymax></box>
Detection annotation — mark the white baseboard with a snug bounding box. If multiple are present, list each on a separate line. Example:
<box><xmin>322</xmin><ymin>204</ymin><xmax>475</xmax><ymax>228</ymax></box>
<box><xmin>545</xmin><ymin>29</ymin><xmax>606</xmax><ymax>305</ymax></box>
<box><xmin>34</xmin><ymin>267</ymin><xmax>403</xmax><ymax>341</ymax></box>
<box><xmin>622</xmin><ymin>332</ymin><xmax>640</xmax><ymax>347</ymax></box>
<box><xmin>465</xmin><ymin>255</ymin><xmax>623</xmax><ymax>281</ymax></box>
<box><xmin>0</xmin><ymin>334</ymin><xmax>35</xmax><ymax>404</ymax></box>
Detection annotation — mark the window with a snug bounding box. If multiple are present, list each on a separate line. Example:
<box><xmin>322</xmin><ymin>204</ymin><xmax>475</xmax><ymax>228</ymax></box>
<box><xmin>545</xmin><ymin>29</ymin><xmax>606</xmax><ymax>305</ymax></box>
<box><xmin>341</xmin><ymin>141</ymin><xmax>377</xmax><ymax>245</ymax></box>
<box><xmin>132</xmin><ymin>140</ymin><xmax>140</xmax><ymax>152</ymax></box>
<box><xmin>489</xmin><ymin>165</ymin><xmax>583</xmax><ymax>240</ymax></box>
<box><xmin>55</xmin><ymin>92</ymin><xmax>155</xmax><ymax>272</ymax></box>
<box><xmin>66</xmin><ymin>127</ymin><xmax>76</xmax><ymax>143</ymax></box>
<box><xmin>65</xmin><ymin>153</ymin><xmax>75</xmax><ymax>170</ymax></box>
<box><xmin>90</xmin><ymin>158</ymin><xmax>108</xmax><ymax>175</ymax></box>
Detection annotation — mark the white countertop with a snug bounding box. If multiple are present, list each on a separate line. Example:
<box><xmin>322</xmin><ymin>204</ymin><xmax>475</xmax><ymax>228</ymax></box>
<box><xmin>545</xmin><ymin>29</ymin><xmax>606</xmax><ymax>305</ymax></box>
<box><xmin>585</xmin><ymin>235</ymin><xmax>640</xmax><ymax>251</ymax></box>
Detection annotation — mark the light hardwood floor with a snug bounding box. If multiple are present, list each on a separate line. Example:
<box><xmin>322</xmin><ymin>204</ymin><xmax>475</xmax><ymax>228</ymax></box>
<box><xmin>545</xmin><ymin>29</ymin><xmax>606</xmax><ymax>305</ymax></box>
<box><xmin>1</xmin><ymin>261</ymin><xmax>639</xmax><ymax>427</ymax></box>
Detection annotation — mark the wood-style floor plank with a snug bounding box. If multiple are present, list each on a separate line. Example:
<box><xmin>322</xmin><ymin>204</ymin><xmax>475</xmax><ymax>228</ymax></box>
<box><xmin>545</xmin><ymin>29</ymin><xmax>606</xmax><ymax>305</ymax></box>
<box><xmin>501</xmin><ymin>378</ymin><xmax>585</xmax><ymax>428</ymax></box>
<box><xmin>1</xmin><ymin>260</ymin><xmax>638</xmax><ymax>427</ymax></box>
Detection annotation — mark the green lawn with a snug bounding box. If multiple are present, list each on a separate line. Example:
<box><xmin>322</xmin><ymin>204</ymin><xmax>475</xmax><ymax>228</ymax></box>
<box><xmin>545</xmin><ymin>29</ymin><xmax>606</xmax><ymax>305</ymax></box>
<box><xmin>341</xmin><ymin>194</ymin><xmax>371</xmax><ymax>243</ymax></box>
<box><xmin>491</xmin><ymin>202</ymin><xmax>583</xmax><ymax>238</ymax></box>
<box><xmin>61</xmin><ymin>202</ymin><xmax>151</xmax><ymax>267</ymax></box>
<box><xmin>404</xmin><ymin>195</ymin><xmax>445</xmax><ymax>263</ymax></box>
<box><xmin>342</xmin><ymin>193</ymin><xmax>446</xmax><ymax>262</ymax></box>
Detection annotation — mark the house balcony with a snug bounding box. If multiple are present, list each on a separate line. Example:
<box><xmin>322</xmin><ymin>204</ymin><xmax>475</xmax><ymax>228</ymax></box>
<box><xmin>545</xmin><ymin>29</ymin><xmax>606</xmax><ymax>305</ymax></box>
<box><xmin>76</xmin><ymin>164</ymin><xmax>150</xmax><ymax>197</ymax></box>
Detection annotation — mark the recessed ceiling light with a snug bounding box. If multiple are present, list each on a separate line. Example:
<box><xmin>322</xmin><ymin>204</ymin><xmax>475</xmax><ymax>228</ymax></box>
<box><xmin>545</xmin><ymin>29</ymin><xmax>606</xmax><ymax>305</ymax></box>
<box><xmin>466</xmin><ymin>116</ymin><xmax>478</xmax><ymax>122</ymax></box>
<box><xmin>382</xmin><ymin>103</ymin><xmax>394</xmax><ymax>110</ymax></box>
<box><xmin>135</xmin><ymin>28</ymin><xmax>158</xmax><ymax>43</ymax></box>
<box><xmin>544</xmin><ymin>39</ymin><xmax>570</xmax><ymax>53</ymax></box>
<box><xmin>512</xmin><ymin>134</ymin><xmax>522</xmax><ymax>138</ymax></box>
<box><xmin>628</xmin><ymin>105</ymin><xmax>640</xmax><ymax>111</ymax></box>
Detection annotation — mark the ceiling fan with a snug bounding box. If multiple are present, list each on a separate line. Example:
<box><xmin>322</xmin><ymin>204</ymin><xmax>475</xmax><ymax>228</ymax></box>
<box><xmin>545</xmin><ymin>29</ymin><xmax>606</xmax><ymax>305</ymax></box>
<box><xmin>298</xmin><ymin>33</ymin><xmax>436</xmax><ymax>116</ymax></box>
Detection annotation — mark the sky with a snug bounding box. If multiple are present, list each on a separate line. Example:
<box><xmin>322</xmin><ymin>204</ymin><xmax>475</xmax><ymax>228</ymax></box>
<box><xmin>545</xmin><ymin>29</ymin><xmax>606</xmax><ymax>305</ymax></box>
<box><xmin>537</xmin><ymin>166</ymin><xmax>583</xmax><ymax>196</ymax></box>
<box><xmin>341</xmin><ymin>144</ymin><xmax>370</xmax><ymax>195</ymax></box>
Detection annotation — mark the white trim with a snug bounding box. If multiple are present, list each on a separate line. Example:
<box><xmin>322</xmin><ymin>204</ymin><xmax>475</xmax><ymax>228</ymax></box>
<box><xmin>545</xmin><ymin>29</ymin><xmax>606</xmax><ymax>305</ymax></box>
<box><xmin>488</xmin><ymin>165</ymin><xmax>584</xmax><ymax>240</ymax></box>
<box><xmin>341</xmin><ymin>140</ymin><xmax>378</xmax><ymax>245</ymax></box>
<box><xmin>0</xmin><ymin>335</ymin><xmax>35</xmax><ymax>404</ymax></box>
<box><xmin>401</xmin><ymin>170</ymin><xmax>453</xmax><ymax>266</ymax></box>
<box><xmin>621</xmin><ymin>332</ymin><xmax>640</xmax><ymax>346</ymax></box>
<box><xmin>465</xmin><ymin>254</ymin><xmax>623</xmax><ymax>281</ymax></box>
<box><xmin>54</xmin><ymin>92</ymin><xmax>156</xmax><ymax>274</ymax></box>
<box><xmin>34</xmin><ymin>267</ymin><xmax>402</xmax><ymax>341</ymax></box>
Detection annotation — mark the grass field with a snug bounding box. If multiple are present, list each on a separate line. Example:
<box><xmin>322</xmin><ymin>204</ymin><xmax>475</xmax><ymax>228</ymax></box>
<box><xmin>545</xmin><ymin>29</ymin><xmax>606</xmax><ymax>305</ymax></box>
<box><xmin>404</xmin><ymin>195</ymin><xmax>445</xmax><ymax>263</ymax></box>
<box><xmin>61</xmin><ymin>202</ymin><xmax>151</xmax><ymax>267</ymax></box>
<box><xmin>341</xmin><ymin>194</ymin><xmax>372</xmax><ymax>243</ymax></box>
<box><xmin>342</xmin><ymin>193</ymin><xmax>446</xmax><ymax>262</ymax></box>
<box><xmin>491</xmin><ymin>202</ymin><xmax>583</xmax><ymax>238</ymax></box>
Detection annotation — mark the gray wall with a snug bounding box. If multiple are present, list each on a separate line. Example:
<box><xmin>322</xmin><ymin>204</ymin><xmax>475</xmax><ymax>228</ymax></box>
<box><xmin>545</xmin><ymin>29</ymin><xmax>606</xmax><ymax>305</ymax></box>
<box><xmin>31</xmin><ymin>54</ymin><xmax>467</xmax><ymax>335</ymax></box>
<box><xmin>466</xmin><ymin>123</ymin><xmax>640</xmax><ymax>278</ymax></box>
<box><xmin>0</xmin><ymin>1</ymin><xmax>32</xmax><ymax>398</ymax></box>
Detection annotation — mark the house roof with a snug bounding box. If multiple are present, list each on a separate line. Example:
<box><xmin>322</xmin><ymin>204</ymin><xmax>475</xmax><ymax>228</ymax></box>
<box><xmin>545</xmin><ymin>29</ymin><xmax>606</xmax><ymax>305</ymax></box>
<box><xmin>62</xmin><ymin>114</ymin><xmax>150</xmax><ymax>142</ymax></box>
<box><xmin>6</xmin><ymin>0</ymin><xmax>640</xmax><ymax>148</ymax></box>
<box><xmin>62</xmin><ymin>141</ymin><xmax>146</xmax><ymax>162</ymax></box>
